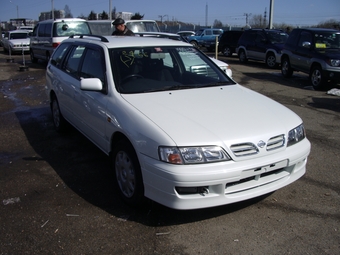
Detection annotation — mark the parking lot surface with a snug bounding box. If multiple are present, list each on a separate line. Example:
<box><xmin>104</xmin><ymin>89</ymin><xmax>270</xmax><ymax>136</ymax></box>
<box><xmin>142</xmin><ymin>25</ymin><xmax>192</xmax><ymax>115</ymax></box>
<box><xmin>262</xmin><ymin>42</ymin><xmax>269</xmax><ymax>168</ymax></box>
<box><xmin>0</xmin><ymin>50</ymin><xmax>339</xmax><ymax>254</ymax></box>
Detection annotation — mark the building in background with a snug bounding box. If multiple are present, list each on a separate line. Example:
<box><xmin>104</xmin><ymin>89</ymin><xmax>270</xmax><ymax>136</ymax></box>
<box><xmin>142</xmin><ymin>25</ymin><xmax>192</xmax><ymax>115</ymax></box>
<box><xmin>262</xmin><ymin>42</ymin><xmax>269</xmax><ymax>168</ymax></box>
<box><xmin>39</xmin><ymin>10</ymin><xmax>65</xmax><ymax>21</ymax></box>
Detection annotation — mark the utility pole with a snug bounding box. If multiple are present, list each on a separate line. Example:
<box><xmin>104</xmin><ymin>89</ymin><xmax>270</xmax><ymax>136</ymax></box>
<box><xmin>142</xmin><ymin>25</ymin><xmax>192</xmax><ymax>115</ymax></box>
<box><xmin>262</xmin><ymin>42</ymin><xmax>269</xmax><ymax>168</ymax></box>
<box><xmin>10</xmin><ymin>1</ymin><xmax>19</xmax><ymax>19</ymax></box>
<box><xmin>51</xmin><ymin>0</ymin><xmax>54</xmax><ymax>19</ymax></box>
<box><xmin>244</xmin><ymin>13</ymin><xmax>252</xmax><ymax>27</ymax></box>
<box><xmin>269</xmin><ymin>0</ymin><xmax>274</xmax><ymax>29</ymax></box>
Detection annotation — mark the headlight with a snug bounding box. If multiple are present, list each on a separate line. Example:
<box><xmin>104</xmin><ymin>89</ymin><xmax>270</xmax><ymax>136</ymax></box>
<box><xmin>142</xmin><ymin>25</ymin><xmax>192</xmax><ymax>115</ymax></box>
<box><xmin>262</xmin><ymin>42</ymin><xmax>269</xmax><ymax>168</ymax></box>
<box><xmin>328</xmin><ymin>59</ymin><xmax>340</xmax><ymax>67</ymax></box>
<box><xmin>159</xmin><ymin>146</ymin><xmax>231</xmax><ymax>164</ymax></box>
<box><xmin>287</xmin><ymin>124</ymin><xmax>306</xmax><ymax>146</ymax></box>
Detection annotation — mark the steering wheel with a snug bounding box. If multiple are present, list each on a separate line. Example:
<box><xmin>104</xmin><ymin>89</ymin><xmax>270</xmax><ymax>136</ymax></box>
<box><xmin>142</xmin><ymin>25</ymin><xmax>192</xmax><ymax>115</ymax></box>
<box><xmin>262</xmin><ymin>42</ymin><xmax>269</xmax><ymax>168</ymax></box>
<box><xmin>122</xmin><ymin>74</ymin><xmax>144</xmax><ymax>83</ymax></box>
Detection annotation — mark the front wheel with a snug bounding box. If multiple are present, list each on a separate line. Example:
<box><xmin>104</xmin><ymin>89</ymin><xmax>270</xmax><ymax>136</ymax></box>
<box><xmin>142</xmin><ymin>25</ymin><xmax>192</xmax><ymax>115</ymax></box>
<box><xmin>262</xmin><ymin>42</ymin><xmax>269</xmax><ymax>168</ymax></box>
<box><xmin>112</xmin><ymin>139</ymin><xmax>144</xmax><ymax>207</ymax></box>
<box><xmin>310</xmin><ymin>65</ymin><xmax>326</xmax><ymax>90</ymax></box>
<box><xmin>281</xmin><ymin>57</ymin><xmax>293</xmax><ymax>78</ymax></box>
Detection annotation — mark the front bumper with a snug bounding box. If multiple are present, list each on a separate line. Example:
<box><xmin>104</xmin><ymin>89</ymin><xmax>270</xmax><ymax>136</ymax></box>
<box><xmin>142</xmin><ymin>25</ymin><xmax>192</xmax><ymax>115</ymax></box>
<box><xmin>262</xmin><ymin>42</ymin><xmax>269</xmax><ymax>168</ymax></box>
<box><xmin>141</xmin><ymin>138</ymin><xmax>310</xmax><ymax>210</ymax></box>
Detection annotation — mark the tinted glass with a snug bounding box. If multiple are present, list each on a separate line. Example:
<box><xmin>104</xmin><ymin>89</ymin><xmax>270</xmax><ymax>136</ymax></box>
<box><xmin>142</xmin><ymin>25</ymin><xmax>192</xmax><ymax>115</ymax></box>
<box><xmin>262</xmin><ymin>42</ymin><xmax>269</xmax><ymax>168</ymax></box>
<box><xmin>110</xmin><ymin>46</ymin><xmax>234</xmax><ymax>94</ymax></box>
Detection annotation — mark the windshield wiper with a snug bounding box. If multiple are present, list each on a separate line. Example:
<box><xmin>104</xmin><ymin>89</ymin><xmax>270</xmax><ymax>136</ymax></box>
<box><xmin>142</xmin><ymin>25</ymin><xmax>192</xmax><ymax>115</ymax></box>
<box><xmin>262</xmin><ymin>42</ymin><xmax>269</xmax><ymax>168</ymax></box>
<box><xmin>143</xmin><ymin>85</ymin><xmax>195</xmax><ymax>92</ymax></box>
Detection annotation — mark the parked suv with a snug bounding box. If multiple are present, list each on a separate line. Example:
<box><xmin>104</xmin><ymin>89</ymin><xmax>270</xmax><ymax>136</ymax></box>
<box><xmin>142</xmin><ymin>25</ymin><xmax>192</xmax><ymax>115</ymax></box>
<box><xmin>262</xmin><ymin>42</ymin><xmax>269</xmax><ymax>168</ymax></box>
<box><xmin>281</xmin><ymin>28</ymin><xmax>340</xmax><ymax>90</ymax></box>
<box><xmin>237</xmin><ymin>29</ymin><xmax>289</xmax><ymax>68</ymax></box>
<box><xmin>30</xmin><ymin>18</ymin><xmax>91</xmax><ymax>63</ymax></box>
<box><xmin>45</xmin><ymin>34</ymin><xmax>310</xmax><ymax>210</ymax></box>
<box><xmin>218</xmin><ymin>30</ymin><xmax>243</xmax><ymax>57</ymax></box>
<box><xmin>188</xmin><ymin>28</ymin><xmax>223</xmax><ymax>51</ymax></box>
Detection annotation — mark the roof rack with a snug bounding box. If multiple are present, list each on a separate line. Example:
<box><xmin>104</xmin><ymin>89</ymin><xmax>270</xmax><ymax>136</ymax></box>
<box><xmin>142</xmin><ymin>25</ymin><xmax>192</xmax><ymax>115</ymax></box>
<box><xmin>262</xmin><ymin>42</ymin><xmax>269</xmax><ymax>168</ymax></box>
<box><xmin>69</xmin><ymin>34</ymin><xmax>109</xmax><ymax>42</ymax></box>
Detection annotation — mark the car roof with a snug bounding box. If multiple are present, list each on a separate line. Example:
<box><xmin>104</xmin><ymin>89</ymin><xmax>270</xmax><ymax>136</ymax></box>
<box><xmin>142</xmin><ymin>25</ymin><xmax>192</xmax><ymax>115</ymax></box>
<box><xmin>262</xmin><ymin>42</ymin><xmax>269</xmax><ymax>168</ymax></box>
<box><xmin>38</xmin><ymin>18</ymin><xmax>86</xmax><ymax>23</ymax></box>
<box><xmin>292</xmin><ymin>28</ymin><xmax>339</xmax><ymax>33</ymax></box>
<box><xmin>64</xmin><ymin>35</ymin><xmax>191</xmax><ymax>48</ymax></box>
<box><xmin>9</xmin><ymin>30</ymin><xmax>29</xmax><ymax>34</ymax></box>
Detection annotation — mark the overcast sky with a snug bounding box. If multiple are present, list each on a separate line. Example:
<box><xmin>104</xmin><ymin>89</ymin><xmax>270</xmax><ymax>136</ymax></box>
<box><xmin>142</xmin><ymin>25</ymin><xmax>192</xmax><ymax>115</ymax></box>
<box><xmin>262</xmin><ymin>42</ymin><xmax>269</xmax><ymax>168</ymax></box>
<box><xmin>1</xmin><ymin>0</ymin><xmax>339</xmax><ymax>27</ymax></box>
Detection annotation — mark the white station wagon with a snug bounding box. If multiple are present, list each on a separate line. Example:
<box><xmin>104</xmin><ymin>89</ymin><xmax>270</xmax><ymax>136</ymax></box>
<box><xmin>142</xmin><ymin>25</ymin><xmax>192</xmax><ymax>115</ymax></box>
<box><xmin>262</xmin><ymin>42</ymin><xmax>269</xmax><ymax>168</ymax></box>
<box><xmin>46</xmin><ymin>35</ymin><xmax>311</xmax><ymax>210</ymax></box>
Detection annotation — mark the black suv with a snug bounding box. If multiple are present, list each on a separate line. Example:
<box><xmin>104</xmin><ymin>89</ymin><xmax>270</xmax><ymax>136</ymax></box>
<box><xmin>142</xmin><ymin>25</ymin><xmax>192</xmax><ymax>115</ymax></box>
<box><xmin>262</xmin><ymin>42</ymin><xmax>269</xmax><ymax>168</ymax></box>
<box><xmin>237</xmin><ymin>29</ymin><xmax>289</xmax><ymax>68</ymax></box>
<box><xmin>218</xmin><ymin>30</ymin><xmax>243</xmax><ymax>57</ymax></box>
<box><xmin>281</xmin><ymin>28</ymin><xmax>340</xmax><ymax>90</ymax></box>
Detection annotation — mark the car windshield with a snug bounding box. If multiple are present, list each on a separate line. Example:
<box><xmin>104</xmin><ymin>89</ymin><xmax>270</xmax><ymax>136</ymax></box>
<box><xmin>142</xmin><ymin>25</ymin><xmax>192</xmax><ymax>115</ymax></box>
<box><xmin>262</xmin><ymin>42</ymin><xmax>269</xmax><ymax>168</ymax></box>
<box><xmin>53</xmin><ymin>21</ymin><xmax>91</xmax><ymax>37</ymax></box>
<box><xmin>10</xmin><ymin>33</ymin><xmax>28</xmax><ymax>39</ymax></box>
<box><xmin>110</xmin><ymin>46</ymin><xmax>234</xmax><ymax>94</ymax></box>
<box><xmin>314</xmin><ymin>32</ymin><xmax>340</xmax><ymax>49</ymax></box>
<box><xmin>267</xmin><ymin>31</ymin><xmax>289</xmax><ymax>44</ymax></box>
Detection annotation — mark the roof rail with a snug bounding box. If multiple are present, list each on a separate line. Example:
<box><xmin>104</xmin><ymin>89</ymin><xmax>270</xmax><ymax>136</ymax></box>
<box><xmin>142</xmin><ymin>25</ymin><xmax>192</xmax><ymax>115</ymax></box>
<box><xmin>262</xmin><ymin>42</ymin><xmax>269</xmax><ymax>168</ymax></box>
<box><xmin>69</xmin><ymin>34</ymin><xmax>109</xmax><ymax>42</ymax></box>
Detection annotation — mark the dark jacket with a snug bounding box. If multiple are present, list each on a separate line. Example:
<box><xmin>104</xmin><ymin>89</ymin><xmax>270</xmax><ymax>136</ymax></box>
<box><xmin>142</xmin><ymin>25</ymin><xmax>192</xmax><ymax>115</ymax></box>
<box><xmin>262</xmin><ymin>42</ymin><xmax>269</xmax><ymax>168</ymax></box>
<box><xmin>112</xmin><ymin>26</ymin><xmax>134</xmax><ymax>36</ymax></box>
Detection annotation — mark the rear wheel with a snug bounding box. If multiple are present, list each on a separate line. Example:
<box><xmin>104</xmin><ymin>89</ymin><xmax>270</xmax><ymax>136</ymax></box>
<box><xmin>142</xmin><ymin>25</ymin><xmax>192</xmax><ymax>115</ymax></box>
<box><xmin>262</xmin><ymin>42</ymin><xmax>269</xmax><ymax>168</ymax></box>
<box><xmin>310</xmin><ymin>65</ymin><xmax>326</xmax><ymax>90</ymax></box>
<box><xmin>51</xmin><ymin>95</ymin><xmax>67</xmax><ymax>132</ymax></box>
<box><xmin>222</xmin><ymin>46</ymin><xmax>232</xmax><ymax>57</ymax></box>
<box><xmin>30</xmin><ymin>51</ymin><xmax>38</xmax><ymax>63</ymax></box>
<box><xmin>281</xmin><ymin>57</ymin><xmax>293</xmax><ymax>78</ymax></box>
<box><xmin>238</xmin><ymin>49</ymin><xmax>247</xmax><ymax>63</ymax></box>
<box><xmin>266</xmin><ymin>53</ymin><xmax>277</xmax><ymax>68</ymax></box>
<box><xmin>190</xmin><ymin>41</ymin><xmax>198</xmax><ymax>48</ymax></box>
<box><xmin>112</xmin><ymin>139</ymin><xmax>144</xmax><ymax>207</ymax></box>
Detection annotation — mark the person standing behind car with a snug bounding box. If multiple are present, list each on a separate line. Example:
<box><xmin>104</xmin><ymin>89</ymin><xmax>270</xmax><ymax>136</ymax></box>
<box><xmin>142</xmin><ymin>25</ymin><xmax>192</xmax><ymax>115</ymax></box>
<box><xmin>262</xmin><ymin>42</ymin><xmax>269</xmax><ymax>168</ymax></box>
<box><xmin>112</xmin><ymin>18</ymin><xmax>134</xmax><ymax>36</ymax></box>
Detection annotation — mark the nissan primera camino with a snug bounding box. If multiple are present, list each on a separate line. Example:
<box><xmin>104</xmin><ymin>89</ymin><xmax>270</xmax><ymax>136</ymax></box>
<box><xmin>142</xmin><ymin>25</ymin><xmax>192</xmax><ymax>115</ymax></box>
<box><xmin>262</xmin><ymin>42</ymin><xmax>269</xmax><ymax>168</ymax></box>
<box><xmin>45</xmin><ymin>35</ymin><xmax>311</xmax><ymax>209</ymax></box>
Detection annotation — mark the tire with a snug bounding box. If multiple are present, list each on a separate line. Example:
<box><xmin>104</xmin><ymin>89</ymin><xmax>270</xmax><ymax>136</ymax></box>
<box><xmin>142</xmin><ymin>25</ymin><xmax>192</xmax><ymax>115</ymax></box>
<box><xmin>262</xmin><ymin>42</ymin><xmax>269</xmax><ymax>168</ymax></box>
<box><xmin>281</xmin><ymin>57</ymin><xmax>293</xmax><ymax>78</ymax></box>
<box><xmin>310</xmin><ymin>65</ymin><xmax>326</xmax><ymax>90</ymax></box>
<box><xmin>51</xmin><ymin>95</ymin><xmax>67</xmax><ymax>132</ymax></box>
<box><xmin>222</xmin><ymin>46</ymin><xmax>232</xmax><ymax>57</ymax></box>
<box><xmin>30</xmin><ymin>51</ymin><xmax>38</xmax><ymax>63</ymax></box>
<box><xmin>266</xmin><ymin>53</ymin><xmax>277</xmax><ymax>68</ymax></box>
<box><xmin>112</xmin><ymin>139</ymin><xmax>144</xmax><ymax>207</ymax></box>
<box><xmin>190</xmin><ymin>41</ymin><xmax>198</xmax><ymax>48</ymax></box>
<box><xmin>46</xmin><ymin>52</ymin><xmax>50</xmax><ymax>63</ymax></box>
<box><xmin>238</xmin><ymin>49</ymin><xmax>247</xmax><ymax>63</ymax></box>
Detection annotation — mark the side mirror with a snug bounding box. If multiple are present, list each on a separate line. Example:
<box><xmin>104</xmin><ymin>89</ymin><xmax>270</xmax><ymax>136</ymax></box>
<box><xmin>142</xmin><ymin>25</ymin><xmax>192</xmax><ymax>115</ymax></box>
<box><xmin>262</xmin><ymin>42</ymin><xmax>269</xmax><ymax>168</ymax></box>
<box><xmin>302</xmin><ymin>41</ymin><xmax>311</xmax><ymax>48</ymax></box>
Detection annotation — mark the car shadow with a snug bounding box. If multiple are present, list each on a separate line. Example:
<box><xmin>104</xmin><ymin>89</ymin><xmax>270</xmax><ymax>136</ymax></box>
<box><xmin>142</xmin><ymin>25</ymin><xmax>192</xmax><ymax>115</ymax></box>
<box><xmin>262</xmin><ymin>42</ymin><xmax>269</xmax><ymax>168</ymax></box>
<box><xmin>15</xmin><ymin>106</ymin><xmax>271</xmax><ymax>227</ymax></box>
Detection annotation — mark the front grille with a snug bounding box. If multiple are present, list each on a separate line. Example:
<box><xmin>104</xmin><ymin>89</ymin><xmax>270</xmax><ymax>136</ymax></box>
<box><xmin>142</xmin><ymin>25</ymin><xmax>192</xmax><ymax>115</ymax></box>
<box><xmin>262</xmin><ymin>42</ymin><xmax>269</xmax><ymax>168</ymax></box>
<box><xmin>267</xmin><ymin>135</ymin><xmax>285</xmax><ymax>151</ymax></box>
<box><xmin>230</xmin><ymin>134</ymin><xmax>285</xmax><ymax>157</ymax></box>
<box><xmin>230</xmin><ymin>143</ymin><xmax>258</xmax><ymax>157</ymax></box>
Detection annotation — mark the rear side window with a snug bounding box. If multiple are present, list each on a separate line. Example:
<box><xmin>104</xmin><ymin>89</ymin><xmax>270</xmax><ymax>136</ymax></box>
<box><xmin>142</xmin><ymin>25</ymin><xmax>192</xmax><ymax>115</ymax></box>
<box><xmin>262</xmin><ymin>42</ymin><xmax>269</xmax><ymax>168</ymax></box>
<box><xmin>53</xmin><ymin>21</ymin><xmax>91</xmax><ymax>37</ymax></box>
<box><xmin>298</xmin><ymin>31</ymin><xmax>312</xmax><ymax>47</ymax></box>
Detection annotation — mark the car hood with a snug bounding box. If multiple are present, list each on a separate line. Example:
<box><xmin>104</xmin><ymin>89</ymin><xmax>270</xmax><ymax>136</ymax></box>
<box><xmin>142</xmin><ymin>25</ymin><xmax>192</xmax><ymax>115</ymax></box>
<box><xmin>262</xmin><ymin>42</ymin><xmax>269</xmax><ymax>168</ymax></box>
<box><xmin>9</xmin><ymin>38</ymin><xmax>30</xmax><ymax>44</ymax></box>
<box><xmin>317</xmin><ymin>48</ymin><xmax>340</xmax><ymax>58</ymax></box>
<box><xmin>121</xmin><ymin>84</ymin><xmax>302</xmax><ymax>146</ymax></box>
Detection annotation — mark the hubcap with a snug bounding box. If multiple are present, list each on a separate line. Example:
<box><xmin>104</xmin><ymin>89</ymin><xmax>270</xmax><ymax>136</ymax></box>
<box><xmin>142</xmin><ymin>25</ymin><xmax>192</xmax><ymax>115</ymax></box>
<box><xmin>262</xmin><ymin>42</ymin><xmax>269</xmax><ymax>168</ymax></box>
<box><xmin>115</xmin><ymin>151</ymin><xmax>135</xmax><ymax>198</ymax></box>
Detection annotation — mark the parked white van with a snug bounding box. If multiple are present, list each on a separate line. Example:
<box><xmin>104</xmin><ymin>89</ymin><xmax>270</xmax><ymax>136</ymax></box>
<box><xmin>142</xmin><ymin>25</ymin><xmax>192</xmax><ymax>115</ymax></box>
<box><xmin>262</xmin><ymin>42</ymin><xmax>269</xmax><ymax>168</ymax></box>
<box><xmin>29</xmin><ymin>18</ymin><xmax>91</xmax><ymax>63</ymax></box>
<box><xmin>88</xmin><ymin>20</ymin><xmax>160</xmax><ymax>36</ymax></box>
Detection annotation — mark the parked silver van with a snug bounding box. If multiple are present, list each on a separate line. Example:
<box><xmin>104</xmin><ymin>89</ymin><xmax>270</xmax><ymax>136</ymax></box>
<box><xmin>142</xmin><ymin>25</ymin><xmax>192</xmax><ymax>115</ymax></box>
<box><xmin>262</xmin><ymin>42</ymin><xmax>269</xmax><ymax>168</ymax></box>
<box><xmin>30</xmin><ymin>18</ymin><xmax>91</xmax><ymax>63</ymax></box>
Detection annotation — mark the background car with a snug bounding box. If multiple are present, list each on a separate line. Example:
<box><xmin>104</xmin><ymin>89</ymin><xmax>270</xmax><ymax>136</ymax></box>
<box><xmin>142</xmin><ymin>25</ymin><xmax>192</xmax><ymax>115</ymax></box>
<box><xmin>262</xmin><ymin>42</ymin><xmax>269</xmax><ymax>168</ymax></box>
<box><xmin>188</xmin><ymin>28</ymin><xmax>223</xmax><ymax>50</ymax></box>
<box><xmin>237</xmin><ymin>29</ymin><xmax>289</xmax><ymax>68</ymax></box>
<box><xmin>45</xmin><ymin>35</ymin><xmax>310</xmax><ymax>210</ymax></box>
<box><xmin>177</xmin><ymin>31</ymin><xmax>195</xmax><ymax>41</ymax></box>
<box><xmin>218</xmin><ymin>30</ymin><xmax>244</xmax><ymax>57</ymax></box>
<box><xmin>281</xmin><ymin>28</ymin><xmax>340</xmax><ymax>90</ymax></box>
<box><xmin>2</xmin><ymin>30</ymin><xmax>30</xmax><ymax>53</ymax></box>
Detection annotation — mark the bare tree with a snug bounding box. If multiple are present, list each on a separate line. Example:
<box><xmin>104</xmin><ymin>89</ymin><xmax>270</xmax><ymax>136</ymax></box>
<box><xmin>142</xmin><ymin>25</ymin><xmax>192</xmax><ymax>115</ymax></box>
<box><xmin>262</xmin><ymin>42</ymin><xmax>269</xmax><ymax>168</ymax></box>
<box><xmin>249</xmin><ymin>14</ymin><xmax>266</xmax><ymax>28</ymax></box>
<box><xmin>213</xmin><ymin>19</ymin><xmax>223</xmax><ymax>28</ymax></box>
